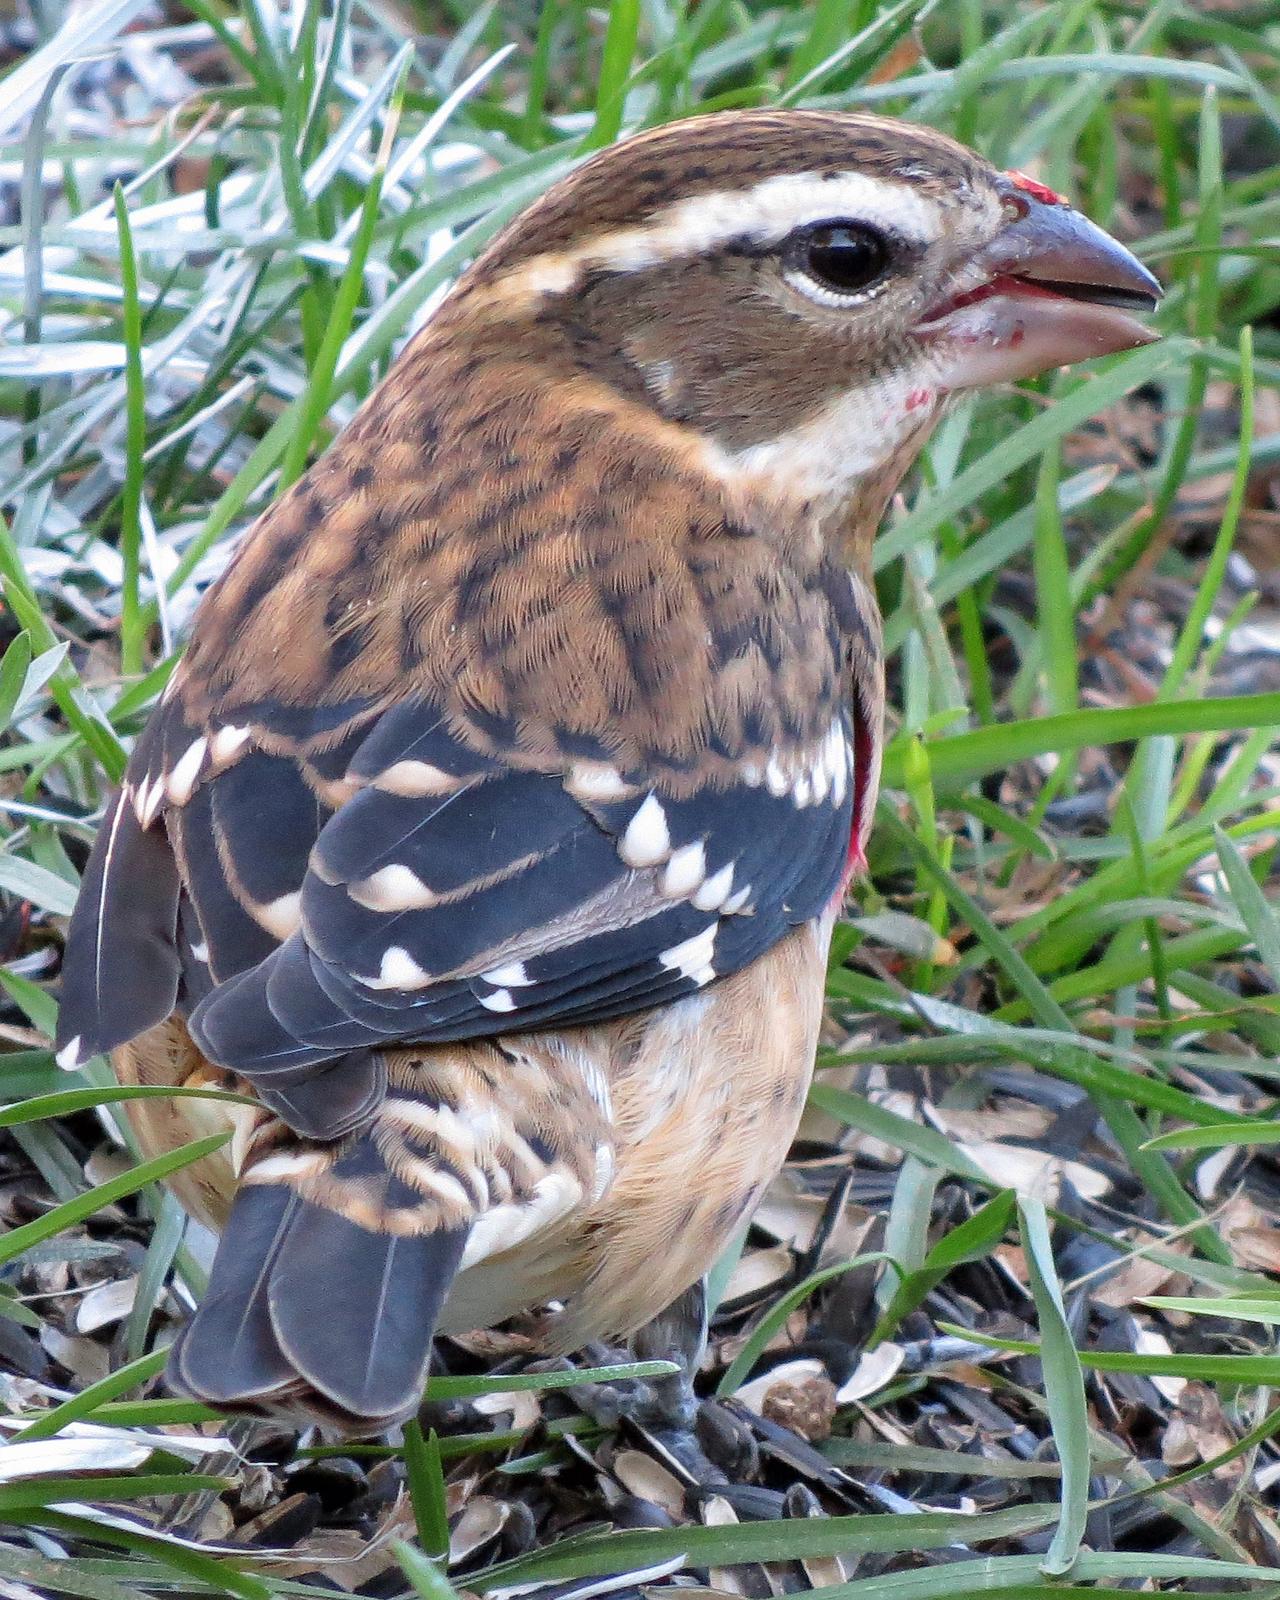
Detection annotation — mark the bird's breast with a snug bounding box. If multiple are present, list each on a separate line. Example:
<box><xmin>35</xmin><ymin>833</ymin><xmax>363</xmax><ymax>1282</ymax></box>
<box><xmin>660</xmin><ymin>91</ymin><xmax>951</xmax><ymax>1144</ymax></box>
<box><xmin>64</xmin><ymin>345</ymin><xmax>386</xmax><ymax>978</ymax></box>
<box><xmin>529</xmin><ymin>910</ymin><xmax>835</xmax><ymax>1350</ymax></box>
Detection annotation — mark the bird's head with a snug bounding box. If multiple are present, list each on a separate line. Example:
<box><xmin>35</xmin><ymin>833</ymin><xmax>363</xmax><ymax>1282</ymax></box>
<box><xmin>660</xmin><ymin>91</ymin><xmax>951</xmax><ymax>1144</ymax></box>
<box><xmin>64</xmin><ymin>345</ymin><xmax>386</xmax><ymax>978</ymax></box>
<box><xmin>453</xmin><ymin>109</ymin><xmax>1160</xmax><ymax>547</ymax></box>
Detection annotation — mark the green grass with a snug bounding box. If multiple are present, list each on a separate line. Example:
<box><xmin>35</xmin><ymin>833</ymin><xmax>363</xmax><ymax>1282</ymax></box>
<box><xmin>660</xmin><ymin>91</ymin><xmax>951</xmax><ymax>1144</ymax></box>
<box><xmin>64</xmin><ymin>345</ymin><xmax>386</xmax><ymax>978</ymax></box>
<box><xmin>2</xmin><ymin>0</ymin><xmax>1280</xmax><ymax>1592</ymax></box>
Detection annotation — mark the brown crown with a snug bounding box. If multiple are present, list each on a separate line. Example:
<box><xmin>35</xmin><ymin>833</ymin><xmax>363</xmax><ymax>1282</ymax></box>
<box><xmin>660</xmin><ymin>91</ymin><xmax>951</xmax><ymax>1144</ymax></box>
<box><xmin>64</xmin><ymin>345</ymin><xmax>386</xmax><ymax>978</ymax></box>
<box><xmin>470</xmin><ymin>109</ymin><xmax>995</xmax><ymax>280</ymax></box>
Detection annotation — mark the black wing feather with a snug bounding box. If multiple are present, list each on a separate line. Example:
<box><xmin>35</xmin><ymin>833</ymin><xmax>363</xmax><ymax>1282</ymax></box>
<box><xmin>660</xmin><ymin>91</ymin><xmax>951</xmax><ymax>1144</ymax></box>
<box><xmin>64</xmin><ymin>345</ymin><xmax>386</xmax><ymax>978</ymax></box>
<box><xmin>170</xmin><ymin>784</ymin><xmax>280</xmax><ymax>982</ymax></box>
<box><xmin>55</xmin><ymin>788</ymin><xmax>182</xmax><ymax>1066</ymax></box>
<box><xmin>210</xmin><ymin>749</ymin><xmax>327</xmax><ymax>907</ymax></box>
<box><xmin>344</xmin><ymin>698</ymin><xmax>500</xmax><ymax>785</ymax></box>
<box><xmin>303</xmin><ymin>781</ymin><xmax>622</xmax><ymax>981</ymax></box>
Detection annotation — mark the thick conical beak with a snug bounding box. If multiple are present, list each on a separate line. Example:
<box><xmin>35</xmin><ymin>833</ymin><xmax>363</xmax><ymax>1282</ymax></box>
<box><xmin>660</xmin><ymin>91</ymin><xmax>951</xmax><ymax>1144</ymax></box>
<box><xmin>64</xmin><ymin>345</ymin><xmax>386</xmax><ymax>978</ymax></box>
<box><xmin>915</xmin><ymin>173</ymin><xmax>1162</xmax><ymax>389</ymax></box>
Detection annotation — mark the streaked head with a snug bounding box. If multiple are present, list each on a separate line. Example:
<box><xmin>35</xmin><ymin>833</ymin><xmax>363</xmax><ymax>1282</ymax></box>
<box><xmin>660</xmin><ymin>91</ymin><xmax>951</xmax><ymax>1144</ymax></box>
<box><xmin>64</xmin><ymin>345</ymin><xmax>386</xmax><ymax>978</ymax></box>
<box><xmin>460</xmin><ymin>110</ymin><xmax>1159</xmax><ymax>524</ymax></box>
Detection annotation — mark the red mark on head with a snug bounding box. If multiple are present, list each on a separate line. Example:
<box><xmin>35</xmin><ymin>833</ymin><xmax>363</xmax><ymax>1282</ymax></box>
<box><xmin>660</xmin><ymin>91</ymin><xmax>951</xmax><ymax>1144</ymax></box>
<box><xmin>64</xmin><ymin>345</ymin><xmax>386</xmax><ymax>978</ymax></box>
<box><xmin>906</xmin><ymin>386</ymin><xmax>932</xmax><ymax>412</ymax></box>
<box><xmin>1005</xmin><ymin>169</ymin><xmax>1068</xmax><ymax>206</ymax></box>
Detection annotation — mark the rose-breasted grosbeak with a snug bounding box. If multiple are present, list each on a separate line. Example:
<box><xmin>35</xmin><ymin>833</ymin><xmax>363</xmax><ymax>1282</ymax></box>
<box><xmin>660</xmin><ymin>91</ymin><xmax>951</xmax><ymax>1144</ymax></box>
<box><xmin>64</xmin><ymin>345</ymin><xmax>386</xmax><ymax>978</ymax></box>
<box><xmin>55</xmin><ymin>110</ymin><xmax>1159</xmax><ymax>1434</ymax></box>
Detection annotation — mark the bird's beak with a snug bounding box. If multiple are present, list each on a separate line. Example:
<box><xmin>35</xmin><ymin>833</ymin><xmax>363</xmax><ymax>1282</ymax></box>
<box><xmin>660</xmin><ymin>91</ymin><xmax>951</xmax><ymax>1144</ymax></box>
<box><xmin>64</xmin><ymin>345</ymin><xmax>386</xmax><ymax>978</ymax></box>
<box><xmin>915</xmin><ymin>172</ymin><xmax>1162</xmax><ymax>389</ymax></box>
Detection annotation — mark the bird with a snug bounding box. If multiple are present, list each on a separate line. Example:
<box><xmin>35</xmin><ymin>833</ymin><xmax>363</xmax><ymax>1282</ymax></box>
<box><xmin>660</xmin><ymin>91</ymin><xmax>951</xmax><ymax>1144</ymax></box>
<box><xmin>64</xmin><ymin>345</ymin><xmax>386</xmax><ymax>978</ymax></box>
<box><xmin>54</xmin><ymin>109</ymin><xmax>1161</xmax><ymax>1435</ymax></box>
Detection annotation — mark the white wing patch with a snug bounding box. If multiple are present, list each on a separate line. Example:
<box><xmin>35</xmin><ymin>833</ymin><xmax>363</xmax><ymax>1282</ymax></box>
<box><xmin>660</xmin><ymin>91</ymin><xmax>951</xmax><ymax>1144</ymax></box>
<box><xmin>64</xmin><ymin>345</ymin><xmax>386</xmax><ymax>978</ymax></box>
<box><xmin>619</xmin><ymin>793</ymin><xmax>670</xmax><ymax>868</ymax></box>
<box><xmin>250</xmin><ymin>890</ymin><xmax>303</xmax><ymax>941</ymax></box>
<box><xmin>660</xmin><ymin>923</ymin><xmax>718</xmax><ymax>985</ymax></box>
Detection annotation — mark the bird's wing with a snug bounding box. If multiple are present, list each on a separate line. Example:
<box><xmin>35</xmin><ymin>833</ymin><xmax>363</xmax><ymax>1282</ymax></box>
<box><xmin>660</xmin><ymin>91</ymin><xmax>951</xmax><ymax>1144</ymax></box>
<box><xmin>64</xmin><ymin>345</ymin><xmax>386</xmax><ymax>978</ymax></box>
<box><xmin>56</xmin><ymin>365</ymin><xmax>879</xmax><ymax>1138</ymax></box>
<box><xmin>57</xmin><ymin>668</ymin><xmax>866</xmax><ymax>1138</ymax></box>
<box><xmin>184</xmin><ymin>689</ymin><xmax>858</xmax><ymax>1090</ymax></box>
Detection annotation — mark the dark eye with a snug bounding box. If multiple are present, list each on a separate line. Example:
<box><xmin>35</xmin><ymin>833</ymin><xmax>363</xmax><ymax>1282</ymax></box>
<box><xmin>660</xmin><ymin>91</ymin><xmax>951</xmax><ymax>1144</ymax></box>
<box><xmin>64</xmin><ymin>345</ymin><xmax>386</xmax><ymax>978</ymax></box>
<box><xmin>788</xmin><ymin>221</ymin><xmax>891</xmax><ymax>299</ymax></box>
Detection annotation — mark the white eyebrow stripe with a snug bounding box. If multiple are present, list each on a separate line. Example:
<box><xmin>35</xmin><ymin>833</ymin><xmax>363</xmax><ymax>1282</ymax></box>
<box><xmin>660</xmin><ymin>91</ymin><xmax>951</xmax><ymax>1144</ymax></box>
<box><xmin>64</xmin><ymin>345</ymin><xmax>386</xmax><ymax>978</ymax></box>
<box><xmin>508</xmin><ymin>171</ymin><xmax>948</xmax><ymax>298</ymax></box>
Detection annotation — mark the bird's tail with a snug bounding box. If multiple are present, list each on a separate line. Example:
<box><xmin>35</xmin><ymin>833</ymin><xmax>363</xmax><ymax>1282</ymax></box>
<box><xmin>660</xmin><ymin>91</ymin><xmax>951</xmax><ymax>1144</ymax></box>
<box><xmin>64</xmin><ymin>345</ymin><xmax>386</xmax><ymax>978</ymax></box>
<box><xmin>168</xmin><ymin>1116</ymin><xmax>470</xmax><ymax>1433</ymax></box>
<box><xmin>158</xmin><ymin>1038</ymin><xmax>612</xmax><ymax>1434</ymax></box>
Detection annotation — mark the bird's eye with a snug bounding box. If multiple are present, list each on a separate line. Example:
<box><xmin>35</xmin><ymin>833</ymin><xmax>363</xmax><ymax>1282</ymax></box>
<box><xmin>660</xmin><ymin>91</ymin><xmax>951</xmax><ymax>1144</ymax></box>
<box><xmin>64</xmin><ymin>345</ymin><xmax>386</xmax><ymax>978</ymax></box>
<box><xmin>785</xmin><ymin>221</ymin><xmax>892</xmax><ymax>302</ymax></box>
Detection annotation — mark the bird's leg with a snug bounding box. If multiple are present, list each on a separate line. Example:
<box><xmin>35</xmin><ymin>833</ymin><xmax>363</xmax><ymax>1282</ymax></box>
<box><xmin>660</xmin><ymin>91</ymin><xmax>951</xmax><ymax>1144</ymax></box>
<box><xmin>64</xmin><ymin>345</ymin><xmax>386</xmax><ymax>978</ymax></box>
<box><xmin>631</xmin><ymin>1277</ymin><xmax>708</xmax><ymax>1431</ymax></box>
<box><xmin>568</xmin><ymin>1279</ymin><xmax>708</xmax><ymax>1433</ymax></box>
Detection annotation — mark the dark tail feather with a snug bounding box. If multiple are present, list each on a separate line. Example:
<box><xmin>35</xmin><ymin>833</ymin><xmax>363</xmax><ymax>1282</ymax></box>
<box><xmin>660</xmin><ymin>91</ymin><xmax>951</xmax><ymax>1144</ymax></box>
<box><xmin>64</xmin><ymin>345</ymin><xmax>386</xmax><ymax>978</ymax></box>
<box><xmin>170</xmin><ymin>1172</ymin><xmax>467</xmax><ymax>1433</ymax></box>
<box><xmin>269</xmin><ymin>1203</ymin><xmax>467</xmax><ymax>1424</ymax></box>
<box><xmin>169</xmin><ymin>1184</ymin><xmax>299</xmax><ymax>1405</ymax></box>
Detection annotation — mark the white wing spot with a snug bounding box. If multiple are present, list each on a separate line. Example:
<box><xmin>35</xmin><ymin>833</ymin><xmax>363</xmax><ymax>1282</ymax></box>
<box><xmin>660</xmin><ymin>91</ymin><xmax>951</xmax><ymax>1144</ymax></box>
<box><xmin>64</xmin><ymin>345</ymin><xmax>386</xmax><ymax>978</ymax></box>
<box><xmin>765</xmin><ymin>757</ymin><xmax>790</xmax><ymax>798</ymax></box>
<box><xmin>660</xmin><ymin>922</ymin><xmax>717</xmax><ymax>980</ymax></box>
<box><xmin>692</xmin><ymin>861</ymin><xmax>735</xmax><ymax>912</ymax></box>
<box><xmin>166</xmin><ymin>736</ymin><xmax>208</xmax><ymax>805</ymax></box>
<box><xmin>251</xmin><ymin>890</ymin><xmax>302</xmax><ymax>940</ymax></box>
<box><xmin>55</xmin><ymin>1035</ymin><xmax>83</xmax><ymax>1071</ymax></box>
<box><xmin>368</xmin><ymin>945</ymin><xmax>432</xmax><ymax>990</ymax></box>
<box><xmin>349</xmin><ymin>863</ymin><xmax>440</xmax><ymax>911</ymax></box>
<box><xmin>134</xmin><ymin>773</ymin><xmax>166</xmax><ymax>827</ymax></box>
<box><xmin>831</xmin><ymin>751</ymin><xmax>849</xmax><ymax>808</ymax></box>
<box><xmin>723</xmin><ymin>884</ymin><xmax>752</xmax><ymax>915</ymax></box>
<box><xmin>620</xmin><ymin>793</ymin><xmax>670</xmax><ymax>868</ymax></box>
<box><xmin>209</xmin><ymin>724</ymin><xmax>251</xmax><ymax>765</ymax></box>
<box><xmin>188</xmin><ymin>939</ymin><xmax>210</xmax><ymax>964</ymax></box>
<box><xmin>483</xmin><ymin>960</ymin><xmax>532</xmax><ymax>987</ymax></box>
<box><xmin>565</xmin><ymin>762</ymin><xmax>632</xmax><ymax>802</ymax></box>
<box><xmin>809</xmin><ymin>759</ymin><xmax>830</xmax><ymax>805</ymax></box>
<box><xmin>480</xmin><ymin>987</ymin><xmax>517</xmax><ymax>1013</ymax></box>
<box><xmin>374</xmin><ymin>760</ymin><xmax>463</xmax><ymax>797</ymax></box>
<box><xmin>661</xmin><ymin>840</ymin><xmax>705</xmax><ymax>899</ymax></box>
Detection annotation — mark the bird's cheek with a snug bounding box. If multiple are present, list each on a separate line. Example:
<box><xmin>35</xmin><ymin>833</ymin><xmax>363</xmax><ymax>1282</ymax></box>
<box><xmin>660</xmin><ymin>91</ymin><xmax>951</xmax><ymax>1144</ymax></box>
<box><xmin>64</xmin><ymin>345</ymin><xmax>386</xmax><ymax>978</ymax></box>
<box><xmin>919</xmin><ymin>289</ymin><xmax>1158</xmax><ymax>391</ymax></box>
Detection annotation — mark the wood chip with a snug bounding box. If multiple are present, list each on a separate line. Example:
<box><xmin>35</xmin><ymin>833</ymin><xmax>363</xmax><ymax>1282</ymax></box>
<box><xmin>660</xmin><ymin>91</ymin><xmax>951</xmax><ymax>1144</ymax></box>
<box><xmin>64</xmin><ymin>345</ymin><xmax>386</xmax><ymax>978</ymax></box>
<box><xmin>612</xmin><ymin>1450</ymin><xmax>686</xmax><ymax>1519</ymax></box>
<box><xmin>449</xmin><ymin>1495</ymin><xmax>510</xmax><ymax>1564</ymax></box>
<box><xmin>835</xmin><ymin>1341</ymin><xmax>906</xmax><ymax>1403</ymax></box>
<box><xmin>723</xmin><ymin>1246</ymin><xmax>793</xmax><ymax>1302</ymax></box>
<box><xmin>75</xmin><ymin>1274</ymin><xmax>138</xmax><ymax>1334</ymax></box>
